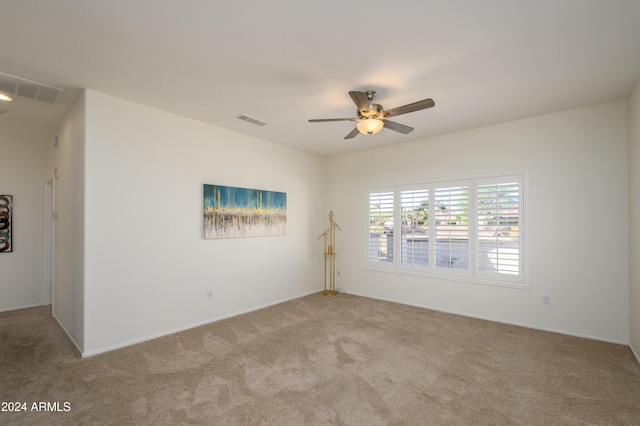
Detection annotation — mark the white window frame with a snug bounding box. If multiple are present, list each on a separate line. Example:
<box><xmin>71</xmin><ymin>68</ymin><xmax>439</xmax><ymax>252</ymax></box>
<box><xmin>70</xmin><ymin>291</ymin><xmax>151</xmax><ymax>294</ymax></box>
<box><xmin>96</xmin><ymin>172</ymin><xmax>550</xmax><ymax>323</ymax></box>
<box><xmin>365</xmin><ymin>172</ymin><xmax>528</xmax><ymax>289</ymax></box>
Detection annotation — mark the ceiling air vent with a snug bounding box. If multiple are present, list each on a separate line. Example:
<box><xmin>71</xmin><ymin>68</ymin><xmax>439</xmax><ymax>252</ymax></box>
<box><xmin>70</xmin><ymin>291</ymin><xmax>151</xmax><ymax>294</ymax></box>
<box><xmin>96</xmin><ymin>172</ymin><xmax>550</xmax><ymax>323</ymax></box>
<box><xmin>235</xmin><ymin>114</ymin><xmax>267</xmax><ymax>127</ymax></box>
<box><xmin>0</xmin><ymin>72</ymin><xmax>64</xmax><ymax>104</ymax></box>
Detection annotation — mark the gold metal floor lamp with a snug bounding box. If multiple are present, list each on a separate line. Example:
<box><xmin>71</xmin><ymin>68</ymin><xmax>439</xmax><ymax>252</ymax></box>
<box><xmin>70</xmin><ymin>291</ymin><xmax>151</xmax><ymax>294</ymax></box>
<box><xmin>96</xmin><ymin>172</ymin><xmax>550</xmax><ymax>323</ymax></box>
<box><xmin>318</xmin><ymin>210</ymin><xmax>341</xmax><ymax>295</ymax></box>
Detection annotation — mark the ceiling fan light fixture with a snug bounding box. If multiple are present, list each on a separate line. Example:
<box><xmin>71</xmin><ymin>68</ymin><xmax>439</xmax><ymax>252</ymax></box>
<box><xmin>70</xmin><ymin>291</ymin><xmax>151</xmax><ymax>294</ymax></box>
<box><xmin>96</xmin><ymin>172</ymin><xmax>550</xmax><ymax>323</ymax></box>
<box><xmin>357</xmin><ymin>118</ymin><xmax>383</xmax><ymax>135</ymax></box>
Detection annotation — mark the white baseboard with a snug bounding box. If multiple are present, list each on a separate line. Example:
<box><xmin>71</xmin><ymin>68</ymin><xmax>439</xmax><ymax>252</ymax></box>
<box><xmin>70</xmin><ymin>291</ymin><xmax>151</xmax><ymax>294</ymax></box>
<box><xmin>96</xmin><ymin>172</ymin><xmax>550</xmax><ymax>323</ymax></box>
<box><xmin>630</xmin><ymin>343</ymin><xmax>640</xmax><ymax>367</ymax></box>
<box><xmin>0</xmin><ymin>303</ymin><xmax>45</xmax><ymax>313</ymax></box>
<box><xmin>52</xmin><ymin>314</ymin><xmax>83</xmax><ymax>356</ymax></box>
<box><xmin>81</xmin><ymin>289</ymin><xmax>321</xmax><ymax>358</ymax></box>
<box><xmin>347</xmin><ymin>290</ymin><xmax>629</xmax><ymax>345</ymax></box>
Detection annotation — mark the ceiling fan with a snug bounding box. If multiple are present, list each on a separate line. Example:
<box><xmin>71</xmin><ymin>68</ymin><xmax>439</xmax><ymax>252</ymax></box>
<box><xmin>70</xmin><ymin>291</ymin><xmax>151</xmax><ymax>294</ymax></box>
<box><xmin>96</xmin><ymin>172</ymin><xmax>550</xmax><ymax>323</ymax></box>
<box><xmin>309</xmin><ymin>90</ymin><xmax>435</xmax><ymax>139</ymax></box>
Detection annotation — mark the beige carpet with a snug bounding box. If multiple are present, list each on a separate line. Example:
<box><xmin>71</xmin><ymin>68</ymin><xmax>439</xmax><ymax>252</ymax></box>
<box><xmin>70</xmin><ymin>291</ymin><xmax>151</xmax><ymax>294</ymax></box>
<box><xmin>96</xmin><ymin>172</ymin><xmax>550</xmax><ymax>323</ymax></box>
<box><xmin>1</xmin><ymin>292</ymin><xmax>639</xmax><ymax>425</ymax></box>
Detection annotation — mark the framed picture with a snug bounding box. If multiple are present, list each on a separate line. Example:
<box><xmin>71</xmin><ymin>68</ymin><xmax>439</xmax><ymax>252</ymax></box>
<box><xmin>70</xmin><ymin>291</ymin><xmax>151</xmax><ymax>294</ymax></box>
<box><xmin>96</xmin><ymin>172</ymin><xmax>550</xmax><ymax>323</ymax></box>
<box><xmin>0</xmin><ymin>194</ymin><xmax>12</xmax><ymax>253</ymax></box>
<box><xmin>204</xmin><ymin>185</ymin><xmax>286</xmax><ymax>239</ymax></box>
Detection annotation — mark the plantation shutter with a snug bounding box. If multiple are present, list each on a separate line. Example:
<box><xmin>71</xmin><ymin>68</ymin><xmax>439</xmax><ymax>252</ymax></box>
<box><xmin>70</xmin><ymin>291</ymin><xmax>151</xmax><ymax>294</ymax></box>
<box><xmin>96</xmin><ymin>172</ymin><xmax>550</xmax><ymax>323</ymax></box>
<box><xmin>434</xmin><ymin>185</ymin><xmax>469</xmax><ymax>271</ymax></box>
<box><xmin>476</xmin><ymin>177</ymin><xmax>522</xmax><ymax>280</ymax></box>
<box><xmin>368</xmin><ymin>190</ymin><xmax>395</xmax><ymax>263</ymax></box>
<box><xmin>400</xmin><ymin>188</ymin><xmax>429</xmax><ymax>266</ymax></box>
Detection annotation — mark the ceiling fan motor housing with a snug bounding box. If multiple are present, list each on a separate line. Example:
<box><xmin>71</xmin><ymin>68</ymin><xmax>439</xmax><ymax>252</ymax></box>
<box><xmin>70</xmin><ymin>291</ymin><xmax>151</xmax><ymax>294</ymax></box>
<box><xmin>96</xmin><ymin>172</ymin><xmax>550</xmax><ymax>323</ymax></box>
<box><xmin>357</xmin><ymin>103</ymin><xmax>383</xmax><ymax>119</ymax></box>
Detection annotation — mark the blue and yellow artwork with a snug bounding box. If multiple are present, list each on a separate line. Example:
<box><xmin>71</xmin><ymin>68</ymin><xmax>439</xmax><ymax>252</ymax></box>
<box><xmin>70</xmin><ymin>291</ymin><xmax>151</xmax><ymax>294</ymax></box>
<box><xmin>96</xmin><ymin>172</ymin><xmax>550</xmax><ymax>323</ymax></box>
<box><xmin>204</xmin><ymin>185</ymin><xmax>286</xmax><ymax>239</ymax></box>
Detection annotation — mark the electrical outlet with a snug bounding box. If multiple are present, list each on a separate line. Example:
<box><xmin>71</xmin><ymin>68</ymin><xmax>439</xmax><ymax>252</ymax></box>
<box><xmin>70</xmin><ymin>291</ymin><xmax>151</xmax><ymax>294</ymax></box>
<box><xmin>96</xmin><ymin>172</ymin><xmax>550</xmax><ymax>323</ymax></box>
<box><xmin>543</xmin><ymin>295</ymin><xmax>551</xmax><ymax>305</ymax></box>
<box><xmin>207</xmin><ymin>289</ymin><xmax>213</xmax><ymax>299</ymax></box>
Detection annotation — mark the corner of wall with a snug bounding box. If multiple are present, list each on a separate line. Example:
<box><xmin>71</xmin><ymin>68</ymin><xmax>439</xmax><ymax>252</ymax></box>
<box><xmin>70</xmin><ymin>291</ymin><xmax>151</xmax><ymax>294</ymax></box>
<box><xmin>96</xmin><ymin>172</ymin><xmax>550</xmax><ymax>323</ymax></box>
<box><xmin>50</xmin><ymin>89</ymin><xmax>86</xmax><ymax>353</ymax></box>
<box><xmin>629</xmin><ymin>75</ymin><xmax>640</xmax><ymax>363</ymax></box>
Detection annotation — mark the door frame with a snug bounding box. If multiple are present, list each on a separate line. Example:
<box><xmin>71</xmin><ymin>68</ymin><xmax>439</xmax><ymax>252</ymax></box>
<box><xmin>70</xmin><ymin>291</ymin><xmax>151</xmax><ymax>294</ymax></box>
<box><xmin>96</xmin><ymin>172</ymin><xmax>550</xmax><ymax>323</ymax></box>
<box><xmin>44</xmin><ymin>178</ymin><xmax>55</xmax><ymax>308</ymax></box>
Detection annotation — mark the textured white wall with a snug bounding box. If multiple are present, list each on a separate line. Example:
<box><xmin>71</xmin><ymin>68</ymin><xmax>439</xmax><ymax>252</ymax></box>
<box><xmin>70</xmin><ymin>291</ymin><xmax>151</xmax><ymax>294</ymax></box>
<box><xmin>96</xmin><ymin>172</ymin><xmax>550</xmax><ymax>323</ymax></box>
<box><xmin>0</xmin><ymin>135</ymin><xmax>45</xmax><ymax>311</ymax></box>
<box><xmin>327</xmin><ymin>100</ymin><xmax>629</xmax><ymax>343</ymax></box>
<box><xmin>82</xmin><ymin>90</ymin><xmax>325</xmax><ymax>355</ymax></box>
<box><xmin>629</xmin><ymin>78</ymin><xmax>640</xmax><ymax>360</ymax></box>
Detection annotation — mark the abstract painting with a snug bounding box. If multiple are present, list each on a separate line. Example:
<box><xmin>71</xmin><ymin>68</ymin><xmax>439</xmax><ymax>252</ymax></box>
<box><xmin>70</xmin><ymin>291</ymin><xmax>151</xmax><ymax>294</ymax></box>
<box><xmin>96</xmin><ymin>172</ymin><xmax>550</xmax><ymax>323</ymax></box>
<box><xmin>204</xmin><ymin>184</ymin><xmax>286</xmax><ymax>239</ymax></box>
<box><xmin>0</xmin><ymin>194</ymin><xmax>12</xmax><ymax>252</ymax></box>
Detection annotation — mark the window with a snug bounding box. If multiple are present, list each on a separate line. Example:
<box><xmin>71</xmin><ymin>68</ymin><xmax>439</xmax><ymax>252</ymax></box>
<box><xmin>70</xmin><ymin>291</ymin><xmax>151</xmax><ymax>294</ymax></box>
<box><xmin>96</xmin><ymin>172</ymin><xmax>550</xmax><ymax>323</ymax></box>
<box><xmin>434</xmin><ymin>184</ymin><xmax>469</xmax><ymax>273</ymax></box>
<box><xmin>368</xmin><ymin>190</ymin><xmax>394</xmax><ymax>263</ymax></box>
<box><xmin>367</xmin><ymin>173</ymin><xmax>525</xmax><ymax>287</ymax></box>
<box><xmin>476</xmin><ymin>177</ymin><xmax>522</xmax><ymax>280</ymax></box>
<box><xmin>401</xmin><ymin>188</ymin><xmax>429</xmax><ymax>266</ymax></box>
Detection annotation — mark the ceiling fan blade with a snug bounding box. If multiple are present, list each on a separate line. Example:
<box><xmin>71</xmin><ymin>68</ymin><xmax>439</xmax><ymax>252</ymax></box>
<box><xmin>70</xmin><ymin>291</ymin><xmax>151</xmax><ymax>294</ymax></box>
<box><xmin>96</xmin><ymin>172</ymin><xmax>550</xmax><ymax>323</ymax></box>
<box><xmin>308</xmin><ymin>118</ymin><xmax>356</xmax><ymax>122</ymax></box>
<box><xmin>344</xmin><ymin>127</ymin><xmax>360</xmax><ymax>139</ymax></box>
<box><xmin>349</xmin><ymin>91</ymin><xmax>370</xmax><ymax>115</ymax></box>
<box><xmin>382</xmin><ymin>98</ymin><xmax>435</xmax><ymax>118</ymax></box>
<box><xmin>382</xmin><ymin>119</ymin><xmax>414</xmax><ymax>134</ymax></box>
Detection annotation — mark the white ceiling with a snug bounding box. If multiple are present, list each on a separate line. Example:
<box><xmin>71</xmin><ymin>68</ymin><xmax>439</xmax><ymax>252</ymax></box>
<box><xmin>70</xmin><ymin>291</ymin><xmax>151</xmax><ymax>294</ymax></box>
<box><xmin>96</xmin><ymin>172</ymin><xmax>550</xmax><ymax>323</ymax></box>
<box><xmin>1</xmin><ymin>0</ymin><xmax>639</xmax><ymax>157</ymax></box>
